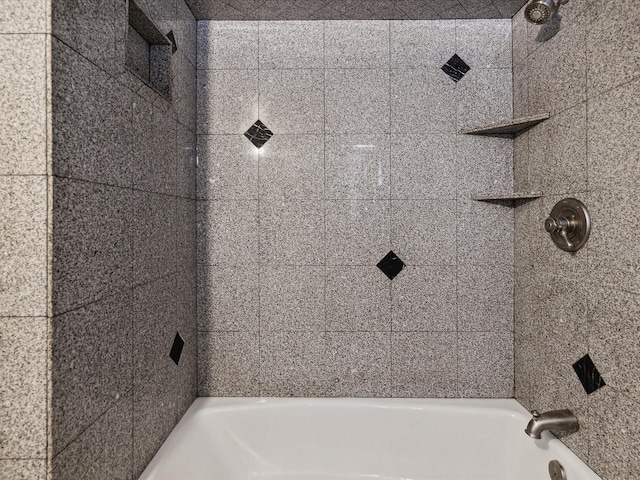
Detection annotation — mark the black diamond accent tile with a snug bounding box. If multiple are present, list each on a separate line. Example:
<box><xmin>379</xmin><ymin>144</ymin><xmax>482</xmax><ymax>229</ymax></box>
<box><xmin>244</xmin><ymin>120</ymin><xmax>274</xmax><ymax>148</ymax></box>
<box><xmin>572</xmin><ymin>354</ymin><xmax>606</xmax><ymax>394</ymax></box>
<box><xmin>377</xmin><ymin>251</ymin><xmax>405</xmax><ymax>280</ymax></box>
<box><xmin>441</xmin><ymin>54</ymin><xmax>471</xmax><ymax>83</ymax></box>
<box><xmin>167</xmin><ymin>30</ymin><xmax>177</xmax><ymax>54</ymax></box>
<box><xmin>169</xmin><ymin>332</ymin><xmax>184</xmax><ymax>365</ymax></box>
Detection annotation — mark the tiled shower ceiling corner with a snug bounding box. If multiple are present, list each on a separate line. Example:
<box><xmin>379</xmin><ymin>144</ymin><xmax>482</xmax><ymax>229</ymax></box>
<box><xmin>184</xmin><ymin>0</ymin><xmax>529</xmax><ymax>20</ymax></box>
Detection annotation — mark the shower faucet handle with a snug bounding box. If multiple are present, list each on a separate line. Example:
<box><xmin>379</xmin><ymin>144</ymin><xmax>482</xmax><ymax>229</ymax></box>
<box><xmin>545</xmin><ymin>215</ymin><xmax>576</xmax><ymax>250</ymax></box>
<box><xmin>544</xmin><ymin>198</ymin><xmax>591</xmax><ymax>252</ymax></box>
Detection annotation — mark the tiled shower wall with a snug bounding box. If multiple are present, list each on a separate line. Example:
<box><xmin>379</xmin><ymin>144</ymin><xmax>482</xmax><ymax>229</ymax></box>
<box><xmin>47</xmin><ymin>0</ymin><xmax>198</xmax><ymax>478</ymax></box>
<box><xmin>197</xmin><ymin>19</ymin><xmax>515</xmax><ymax>397</ymax></box>
<box><xmin>512</xmin><ymin>1</ymin><xmax>640</xmax><ymax>478</ymax></box>
<box><xmin>0</xmin><ymin>1</ymin><xmax>50</xmax><ymax>478</ymax></box>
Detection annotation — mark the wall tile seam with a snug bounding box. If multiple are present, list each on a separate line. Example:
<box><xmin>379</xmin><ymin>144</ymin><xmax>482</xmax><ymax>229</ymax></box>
<box><xmin>50</xmin><ymin>174</ymin><xmax>196</xmax><ymax>202</ymax></box>
<box><xmin>50</xmin><ymin>268</ymin><xmax>184</xmax><ymax>319</ymax></box>
<box><xmin>49</xmin><ymin>386</ymin><xmax>134</xmax><ymax>462</ymax></box>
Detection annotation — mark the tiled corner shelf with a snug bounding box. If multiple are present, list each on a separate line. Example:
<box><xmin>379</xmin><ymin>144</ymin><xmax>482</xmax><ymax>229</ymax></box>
<box><xmin>471</xmin><ymin>192</ymin><xmax>543</xmax><ymax>201</ymax></box>
<box><xmin>461</xmin><ymin>113</ymin><xmax>550</xmax><ymax>136</ymax></box>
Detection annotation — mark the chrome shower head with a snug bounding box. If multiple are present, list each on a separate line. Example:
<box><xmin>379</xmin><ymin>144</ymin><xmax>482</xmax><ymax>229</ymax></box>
<box><xmin>524</xmin><ymin>0</ymin><xmax>556</xmax><ymax>24</ymax></box>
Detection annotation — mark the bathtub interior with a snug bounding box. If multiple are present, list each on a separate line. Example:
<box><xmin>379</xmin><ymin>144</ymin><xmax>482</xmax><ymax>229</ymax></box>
<box><xmin>140</xmin><ymin>398</ymin><xmax>602</xmax><ymax>480</ymax></box>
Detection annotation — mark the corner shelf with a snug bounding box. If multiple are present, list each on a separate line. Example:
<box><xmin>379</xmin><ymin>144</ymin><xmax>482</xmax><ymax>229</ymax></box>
<box><xmin>470</xmin><ymin>192</ymin><xmax>543</xmax><ymax>201</ymax></box>
<box><xmin>461</xmin><ymin>113</ymin><xmax>550</xmax><ymax>136</ymax></box>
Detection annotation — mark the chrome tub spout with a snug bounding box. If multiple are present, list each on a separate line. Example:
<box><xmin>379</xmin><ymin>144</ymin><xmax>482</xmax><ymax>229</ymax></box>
<box><xmin>525</xmin><ymin>409</ymin><xmax>579</xmax><ymax>439</ymax></box>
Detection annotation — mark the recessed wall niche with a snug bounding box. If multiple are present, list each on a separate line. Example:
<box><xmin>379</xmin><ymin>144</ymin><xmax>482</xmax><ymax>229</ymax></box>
<box><xmin>126</xmin><ymin>0</ymin><xmax>173</xmax><ymax>98</ymax></box>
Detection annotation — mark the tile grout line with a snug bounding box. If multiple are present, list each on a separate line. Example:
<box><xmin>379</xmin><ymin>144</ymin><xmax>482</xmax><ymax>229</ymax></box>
<box><xmin>257</xmin><ymin>20</ymin><xmax>262</xmax><ymax>398</ymax></box>
<box><xmin>387</xmin><ymin>20</ymin><xmax>395</xmax><ymax>398</ymax></box>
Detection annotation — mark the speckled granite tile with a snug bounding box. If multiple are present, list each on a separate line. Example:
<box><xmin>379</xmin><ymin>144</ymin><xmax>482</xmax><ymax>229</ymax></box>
<box><xmin>325</xmin><ymin>21</ymin><xmax>389</xmax><ymax>68</ymax></box>
<box><xmin>259</xmin><ymin>21</ymin><xmax>323</xmax><ymax>69</ymax></box>
<box><xmin>393</xmin><ymin>0</ymin><xmax>440</xmax><ymax>20</ymax></box>
<box><xmin>256</xmin><ymin>0</ymin><xmax>332</xmax><ymax>20</ymax></box>
<box><xmin>132</xmin><ymin>365</ymin><xmax>175</xmax><ymax>478</ymax></box>
<box><xmin>52</xmin><ymin>389</ymin><xmax>133</xmax><ymax>480</ymax></box>
<box><xmin>511</xmin><ymin>6</ymin><xmax>527</xmax><ymax>66</ymax></box>
<box><xmin>0</xmin><ymin>460</ymin><xmax>46</xmax><ymax>480</ymax></box>
<box><xmin>326</xmin><ymin>332</ymin><xmax>392</xmax><ymax>397</ymax></box>
<box><xmin>326</xmin><ymin>200</ymin><xmax>390</xmax><ymax>265</ymax></box>
<box><xmin>51</xmin><ymin>0</ymin><xmax>120</xmax><ymax>74</ymax></box>
<box><xmin>390</xmin><ymin>20</ymin><xmax>455</xmax><ymax>68</ymax></box>
<box><xmin>458</xmin><ymin>331</ymin><xmax>513</xmax><ymax>398</ymax></box>
<box><xmin>260</xmin><ymin>332</ymin><xmax>330</xmax><ymax>396</ymax></box>
<box><xmin>174</xmin><ymin>0</ymin><xmax>197</xmax><ymax>67</ymax></box>
<box><xmin>588</xmin><ymin>274</ymin><xmax>640</xmax><ymax>403</ymax></box>
<box><xmin>457</xmin><ymin>199</ymin><xmax>513</xmax><ymax>266</ymax></box>
<box><xmin>587</xmin><ymin>388</ymin><xmax>640</xmax><ymax>479</ymax></box>
<box><xmin>391</xmin><ymin>266</ymin><xmax>456</xmax><ymax>331</ymax></box>
<box><xmin>326</xmin><ymin>266</ymin><xmax>391</xmax><ymax>331</ymax></box>
<box><xmin>132</xmin><ymin>276</ymin><xmax>177</xmax><ymax>383</ymax></box>
<box><xmin>0</xmin><ymin>0</ymin><xmax>47</xmax><ymax>33</ymax></box>
<box><xmin>259</xmin><ymin>135</ymin><xmax>324</xmax><ymax>199</ymax></box>
<box><xmin>457</xmin><ymin>68</ymin><xmax>512</xmax><ymax>131</ymax></box>
<box><xmin>132</xmin><ymin>191</ymin><xmax>176</xmax><ymax>286</ymax></box>
<box><xmin>0</xmin><ymin>177</ymin><xmax>47</xmax><ymax>317</ymax></box>
<box><xmin>391</xmin><ymin>332</ymin><xmax>457</xmax><ymax>397</ymax></box>
<box><xmin>334</xmin><ymin>1</ymin><xmax>405</xmax><ymax>21</ymax></box>
<box><xmin>52</xmin><ymin>292</ymin><xmax>133</xmax><ymax>455</ymax></box>
<box><xmin>176</xmin><ymin>123</ymin><xmax>196</xmax><ymax>199</ymax></box>
<box><xmin>325</xmin><ymin>134</ymin><xmax>390</xmax><ymax>199</ymax></box>
<box><xmin>52</xmin><ymin>178</ymin><xmax>132</xmax><ymax>314</ymax></box>
<box><xmin>586</xmin><ymin>0</ymin><xmax>640</xmax><ymax>96</ymax></box>
<box><xmin>527</xmin><ymin>24</ymin><xmax>586</xmax><ymax>116</ymax></box>
<box><xmin>197</xmin><ymin>265</ymin><xmax>259</xmax><ymax>331</ymax></box>
<box><xmin>197</xmin><ymin>135</ymin><xmax>259</xmax><ymax>200</ymax></box>
<box><xmin>391</xmin><ymin>134</ymin><xmax>457</xmax><ymax>199</ymax></box>
<box><xmin>528</xmin><ymin>103</ymin><xmax>587</xmax><ymax>195</ymax></box>
<box><xmin>0</xmin><ymin>35</ymin><xmax>47</xmax><ymax>175</ymax></box>
<box><xmin>197</xmin><ymin>21</ymin><xmax>258</xmax><ymax>69</ymax></box>
<box><xmin>198</xmin><ymin>331</ymin><xmax>260</xmax><ymax>396</ymax></box>
<box><xmin>588</xmin><ymin>189</ymin><xmax>640</xmax><ymax>275</ymax></box>
<box><xmin>175</xmin><ymin>197</ymin><xmax>196</xmax><ymax>272</ymax></box>
<box><xmin>587</xmin><ymin>79</ymin><xmax>640</xmax><ymax>192</ymax></box>
<box><xmin>261</xmin><ymin>266</ymin><xmax>325</xmax><ymax>331</ymax></box>
<box><xmin>260</xmin><ymin>200</ymin><xmax>324</xmax><ymax>265</ymax></box>
<box><xmin>391</xmin><ymin>69</ymin><xmax>457</xmax><ymax>133</ymax></box>
<box><xmin>325</xmin><ymin>69</ymin><xmax>390</xmax><ymax>134</ymax></box>
<box><xmin>513</xmin><ymin>131</ymin><xmax>530</xmax><ymax>192</ymax></box>
<box><xmin>0</xmin><ymin>317</ymin><xmax>47</xmax><ymax>459</ymax></box>
<box><xmin>457</xmin><ymin>264</ymin><xmax>513</xmax><ymax>332</ymax></box>
<box><xmin>197</xmin><ymin>200</ymin><xmax>259</xmax><ymax>265</ymax></box>
<box><xmin>52</xmin><ymin>38</ymin><xmax>133</xmax><ymax>187</ymax></box>
<box><xmin>456</xmin><ymin>134</ymin><xmax>513</xmax><ymax>199</ymax></box>
<box><xmin>458</xmin><ymin>0</ymin><xmax>501</xmax><ymax>17</ymax></box>
<box><xmin>132</xmin><ymin>101</ymin><xmax>177</xmax><ymax>195</ymax></box>
<box><xmin>514</xmin><ymin>265</ymin><xmax>588</xmax><ymax>367</ymax></box>
<box><xmin>260</xmin><ymin>69</ymin><xmax>324</xmax><ymax>134</ymax></box>
<box><xmin>391</xmin><ymin>200</ymin><xmax>456</xmax><ymax>265</ymax></box>
<box><xmin>456</xmin><ymin>19</ymin><xmax>511</xmax><ymax>69</ymax></box>
<box><xmin>197</xmin><ymin>69</ymin><xmax>258</xmax><ymax>134</ymax></box>
<box><xmin>190</xmin><ymin>0</ymin><xmax>247</xmax><ymax>20</ymax></box>
<box><xmin>171</xmin><ymin>52</ymin><xmax>197</xmax><ymax>133</ymax></box>
<box><xmin>512</xmin><ymin>61</ymin><xmax>529</xmax><ymax>118</ymax></box>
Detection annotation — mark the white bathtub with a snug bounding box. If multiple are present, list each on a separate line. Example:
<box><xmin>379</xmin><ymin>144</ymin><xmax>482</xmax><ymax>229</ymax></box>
<box><xmin>140</xmin><ymin>398</ymin><xmax>601</xmax><ymax>480</ymax></box>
